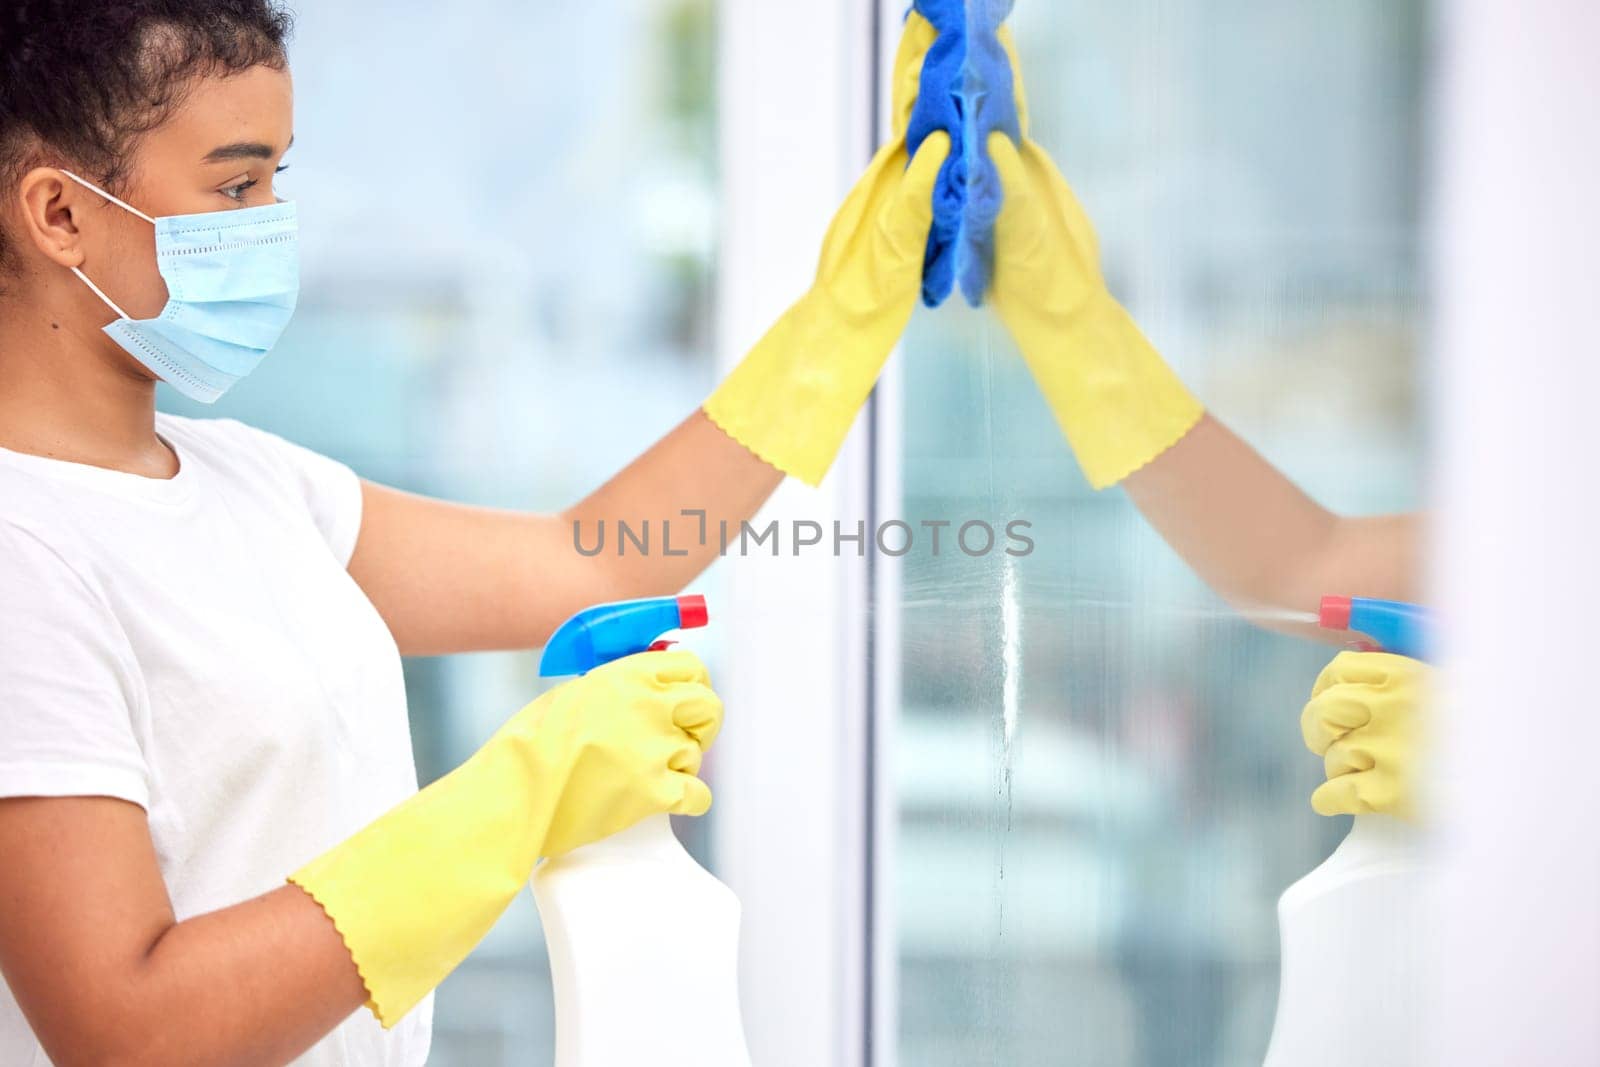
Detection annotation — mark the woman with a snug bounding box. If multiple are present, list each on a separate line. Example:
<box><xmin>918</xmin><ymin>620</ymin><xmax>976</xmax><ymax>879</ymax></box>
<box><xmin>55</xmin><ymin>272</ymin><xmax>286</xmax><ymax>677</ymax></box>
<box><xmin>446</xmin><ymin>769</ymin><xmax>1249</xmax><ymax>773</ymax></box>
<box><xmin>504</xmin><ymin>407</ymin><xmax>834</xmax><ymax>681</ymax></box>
<box><xmin>0</xmin><ymin>3</ymin><xmax>948</xmax><ymax>1064</ymax></box>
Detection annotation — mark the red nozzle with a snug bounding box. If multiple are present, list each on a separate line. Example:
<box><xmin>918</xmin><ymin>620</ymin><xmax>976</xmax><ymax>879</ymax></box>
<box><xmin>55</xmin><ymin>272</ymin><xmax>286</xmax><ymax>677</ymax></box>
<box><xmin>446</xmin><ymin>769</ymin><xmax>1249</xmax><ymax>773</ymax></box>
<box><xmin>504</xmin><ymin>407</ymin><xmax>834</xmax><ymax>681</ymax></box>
<box><xmin>677</xmin><ymin>594</ymin><xmax>709</xmax><ymax>630</ymax></box>
<box><xmin>1319</xmin><ymin>595</ymin><xmax>1353</xmax><ymax>632</ymax></box>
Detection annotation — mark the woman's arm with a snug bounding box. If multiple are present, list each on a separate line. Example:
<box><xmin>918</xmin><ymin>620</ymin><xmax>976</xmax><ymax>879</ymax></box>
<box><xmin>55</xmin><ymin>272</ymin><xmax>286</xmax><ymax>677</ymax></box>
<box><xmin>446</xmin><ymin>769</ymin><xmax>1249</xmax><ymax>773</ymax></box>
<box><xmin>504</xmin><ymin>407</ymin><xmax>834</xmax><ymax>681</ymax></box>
<box><xmin>1123</xmin><ymin>414</ymin><xmax>1422</xmax><ymax>638</ymax></box>
<box><xmin>350</xmin><ymin>410</ymin><xmax>782</xmax><ymax>657</ymax></box>
<box><xmin>351</xmin><ymin>112</ymin><xmax>953</xmax><ymax>658</ymax></box>
<box><xmin>0</xmin><ymin>796</ymin><xmax>364</xmax><ymax>1067</ymax></box>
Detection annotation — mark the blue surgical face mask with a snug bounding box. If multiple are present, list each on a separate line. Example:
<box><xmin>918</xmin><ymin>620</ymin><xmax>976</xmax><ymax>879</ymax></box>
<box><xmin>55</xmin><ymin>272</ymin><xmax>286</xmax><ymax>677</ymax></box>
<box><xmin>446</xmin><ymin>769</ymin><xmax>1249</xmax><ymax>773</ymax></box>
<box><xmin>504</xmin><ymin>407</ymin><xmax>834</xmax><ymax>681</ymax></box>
<box><xmin>60</xmin><ymin>170</ymin><xmax>299</xmax><ymax>403</ymax></box>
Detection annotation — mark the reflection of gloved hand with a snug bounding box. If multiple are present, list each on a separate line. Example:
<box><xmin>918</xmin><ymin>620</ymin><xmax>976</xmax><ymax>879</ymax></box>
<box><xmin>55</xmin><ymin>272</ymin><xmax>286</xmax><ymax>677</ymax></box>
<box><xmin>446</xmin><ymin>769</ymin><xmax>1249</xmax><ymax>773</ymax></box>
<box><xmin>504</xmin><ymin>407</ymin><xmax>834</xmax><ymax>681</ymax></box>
<box><xmin>977</xmin><ymin>33</ymin><xmax>1203</xmax><ymax>490</ymax></box>
<box><xmin>1300</xmin><ymin>651</ymin><xmax>1427</xmax><ymax>819</ymax></box>
<box><xmin>290</xmin><ymin>651</ymin><xmax>723</xmax><ymax>1027</ymax></box>
<box><xmin>988</xmin><ymin>136</ymin><xmax>1205</xmax><ymax>489</ymax></box>
<box><xmin>702</xmin><ymin>18</ymin><xmax>952</xmax><ymax>488</ymax></box>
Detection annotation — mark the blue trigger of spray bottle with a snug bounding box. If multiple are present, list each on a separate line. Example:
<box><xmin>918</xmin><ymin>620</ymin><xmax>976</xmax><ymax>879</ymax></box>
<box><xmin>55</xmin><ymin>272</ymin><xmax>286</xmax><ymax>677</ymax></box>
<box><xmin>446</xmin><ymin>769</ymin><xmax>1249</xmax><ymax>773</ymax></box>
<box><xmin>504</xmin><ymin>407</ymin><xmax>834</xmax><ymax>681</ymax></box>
<box><xmin>539</xmin><ymin>594</ymin><xmax>710</xmax><ymax>678</ymax></box>
<box><xmin>1318</xmin><ymin>595</ymin><xmax>1432</xmax><ymax>662</ymax></box>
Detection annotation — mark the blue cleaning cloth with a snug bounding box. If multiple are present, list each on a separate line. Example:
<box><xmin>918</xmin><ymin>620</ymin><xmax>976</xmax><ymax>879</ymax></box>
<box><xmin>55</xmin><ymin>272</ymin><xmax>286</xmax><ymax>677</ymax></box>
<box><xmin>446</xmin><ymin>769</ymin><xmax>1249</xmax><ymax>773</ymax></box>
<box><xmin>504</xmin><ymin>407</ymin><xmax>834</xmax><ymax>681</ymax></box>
<box><xmin>905</xmin><ymin>0</ymin><xmax>1022</xmax><ymax>308</ymax></box>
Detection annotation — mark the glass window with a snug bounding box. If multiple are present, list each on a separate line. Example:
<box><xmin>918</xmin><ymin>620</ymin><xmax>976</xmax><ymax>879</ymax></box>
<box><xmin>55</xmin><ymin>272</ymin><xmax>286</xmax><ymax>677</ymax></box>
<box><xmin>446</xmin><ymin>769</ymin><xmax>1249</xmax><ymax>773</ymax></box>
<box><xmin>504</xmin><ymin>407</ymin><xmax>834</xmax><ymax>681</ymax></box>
<box><xmin>891</xmin><ymin>2</ymin><xmax>1425</xmax><ymax>1063</ymax></box>
<box><xmin>158</xmin><ymin>2</ymin><xmax>720</xmax><ymax>1062</ymax></box>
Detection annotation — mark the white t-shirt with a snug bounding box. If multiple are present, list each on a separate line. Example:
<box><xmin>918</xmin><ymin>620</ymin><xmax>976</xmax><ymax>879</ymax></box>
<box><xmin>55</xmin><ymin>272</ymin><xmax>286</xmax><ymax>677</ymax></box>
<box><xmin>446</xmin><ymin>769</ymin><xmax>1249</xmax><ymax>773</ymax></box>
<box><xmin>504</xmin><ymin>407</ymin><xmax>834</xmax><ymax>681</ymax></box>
<box><xmin>0</xmin><ymin>414</ymin><xmax>431</xmax><ymax>1066</ymax></box>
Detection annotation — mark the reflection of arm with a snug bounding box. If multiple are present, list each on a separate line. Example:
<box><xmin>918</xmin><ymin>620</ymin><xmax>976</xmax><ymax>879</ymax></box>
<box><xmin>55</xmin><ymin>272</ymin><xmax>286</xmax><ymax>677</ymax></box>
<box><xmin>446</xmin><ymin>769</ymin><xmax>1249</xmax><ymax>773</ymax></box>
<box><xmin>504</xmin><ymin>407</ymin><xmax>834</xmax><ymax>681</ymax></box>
<box><xmin>1124</xmin><ymin>414</ymin><xmax>1421</xmax><ymax>638</ymax></box>
<box><xmin>0</xmin><ymin>797</ymin><xmax>365</xmax><ymax>1067</ymax></box>
<box><xmin>986</xmin><ymin>138</ymin><xmax>1420</xmax><ymax>627</ymax></box>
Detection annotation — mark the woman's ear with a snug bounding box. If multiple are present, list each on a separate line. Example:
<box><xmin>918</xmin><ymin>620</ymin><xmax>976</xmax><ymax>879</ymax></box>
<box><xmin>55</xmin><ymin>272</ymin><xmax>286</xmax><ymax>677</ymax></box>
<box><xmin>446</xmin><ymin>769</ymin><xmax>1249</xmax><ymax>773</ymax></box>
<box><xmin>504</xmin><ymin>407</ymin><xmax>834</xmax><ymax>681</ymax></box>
<box><xmin>15</xmin><ymin>167</ymin><xmax>92</xmax><ymax>270</ymax></box>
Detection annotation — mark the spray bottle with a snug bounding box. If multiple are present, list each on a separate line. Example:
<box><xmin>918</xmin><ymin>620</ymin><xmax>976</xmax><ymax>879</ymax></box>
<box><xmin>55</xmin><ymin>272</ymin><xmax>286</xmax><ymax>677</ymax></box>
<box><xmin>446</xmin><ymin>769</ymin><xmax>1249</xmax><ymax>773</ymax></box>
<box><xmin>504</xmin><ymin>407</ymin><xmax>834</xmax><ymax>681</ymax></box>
<box><xmin>531</xmin><ymin>595</ymin><xmax>753</xmax><ymax>1067</ymax></box>
<box><xmin>1263</xmin><ymin>596</ymin><xmax>1432</xmax><ymax>1067</ymax></box>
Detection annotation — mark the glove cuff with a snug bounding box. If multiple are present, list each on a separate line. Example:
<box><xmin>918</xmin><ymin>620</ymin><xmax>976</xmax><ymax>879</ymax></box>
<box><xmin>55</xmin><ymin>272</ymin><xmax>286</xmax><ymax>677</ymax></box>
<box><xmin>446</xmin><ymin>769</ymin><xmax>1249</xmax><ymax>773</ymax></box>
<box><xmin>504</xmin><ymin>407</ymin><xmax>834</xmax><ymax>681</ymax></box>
<box><xmin>1016</xmin><ymin>293</ymin><xmax>1204</xmax><ymax>490</ymax></box>
<box><xmin>704</xmin><ymin>290</ymin><xmax>891</xmax><ymax>488</ymax></box>
<box><xmin>288</xmin><ymin>732</ymin><xmax>557</xmax><ymax>1027</ymax></box>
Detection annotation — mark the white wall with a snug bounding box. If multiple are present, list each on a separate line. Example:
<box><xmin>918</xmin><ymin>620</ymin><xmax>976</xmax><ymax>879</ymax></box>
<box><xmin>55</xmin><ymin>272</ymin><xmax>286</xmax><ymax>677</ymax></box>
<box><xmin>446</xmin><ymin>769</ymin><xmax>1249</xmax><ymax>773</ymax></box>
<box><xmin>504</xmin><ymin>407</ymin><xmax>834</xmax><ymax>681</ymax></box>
<box><xmin>1430</xmin><ymin>1</ymin><xmax>1600</xmax><ymax>1062</ymax></box>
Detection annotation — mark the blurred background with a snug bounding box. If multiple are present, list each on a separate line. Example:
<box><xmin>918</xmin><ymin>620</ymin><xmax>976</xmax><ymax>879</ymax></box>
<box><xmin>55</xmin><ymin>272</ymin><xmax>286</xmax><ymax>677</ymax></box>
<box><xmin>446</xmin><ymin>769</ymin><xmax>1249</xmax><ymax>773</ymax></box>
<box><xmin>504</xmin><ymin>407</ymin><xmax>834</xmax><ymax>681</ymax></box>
<box><xmin>160</xmin><ymin>1</ymin><xmax>1425</xmax><ymax>1063</ymax></box>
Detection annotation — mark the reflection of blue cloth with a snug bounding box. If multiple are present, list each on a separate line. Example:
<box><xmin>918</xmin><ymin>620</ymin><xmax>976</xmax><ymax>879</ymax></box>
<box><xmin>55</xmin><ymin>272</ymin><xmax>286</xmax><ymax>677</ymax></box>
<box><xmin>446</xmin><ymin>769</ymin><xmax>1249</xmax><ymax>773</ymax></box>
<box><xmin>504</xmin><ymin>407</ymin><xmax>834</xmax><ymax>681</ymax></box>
<box><xmin>905</xmin><ymin>0</ymin><xmax>1021</xmax><ymax>308</ymax></box>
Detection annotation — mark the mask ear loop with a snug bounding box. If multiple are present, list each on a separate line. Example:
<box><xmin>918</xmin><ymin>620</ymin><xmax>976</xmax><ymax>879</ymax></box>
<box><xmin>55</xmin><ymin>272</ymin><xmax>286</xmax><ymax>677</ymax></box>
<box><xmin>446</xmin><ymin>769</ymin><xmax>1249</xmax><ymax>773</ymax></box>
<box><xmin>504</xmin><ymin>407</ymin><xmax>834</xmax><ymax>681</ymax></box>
<box><xmin>57</xmin><ymin>169</ymin><xmax>156</xmax><ymax>224</ymax></box>
<box><xmin>70</xmin><ymin>264</ymin><xmax>134</xmax><ymax>321</ymax></box>
<box><xmin>56</xmin><ymin>169</ymin><xmax>156</xmax><ymax>322</ymax></box>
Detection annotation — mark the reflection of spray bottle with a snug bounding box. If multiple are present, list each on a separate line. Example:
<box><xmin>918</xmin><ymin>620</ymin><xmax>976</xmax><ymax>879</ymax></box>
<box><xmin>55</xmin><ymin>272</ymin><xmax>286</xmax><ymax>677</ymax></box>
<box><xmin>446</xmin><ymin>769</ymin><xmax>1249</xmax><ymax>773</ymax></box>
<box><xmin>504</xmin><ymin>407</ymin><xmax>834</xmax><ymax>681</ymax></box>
<box><xmin>1263</xmin><ymin>596</ymin><xmax>1433</xmax><ymax>1067</ymax></box>
<box><xmin>1316</xmin><ymin>595</ymin><xmax>1430</xmax><ymax>660</ymax></box>
<box><xmin>532</xmin><ymin>595</ymin><xmax>753</xmax><ymax>1067</ymax></box>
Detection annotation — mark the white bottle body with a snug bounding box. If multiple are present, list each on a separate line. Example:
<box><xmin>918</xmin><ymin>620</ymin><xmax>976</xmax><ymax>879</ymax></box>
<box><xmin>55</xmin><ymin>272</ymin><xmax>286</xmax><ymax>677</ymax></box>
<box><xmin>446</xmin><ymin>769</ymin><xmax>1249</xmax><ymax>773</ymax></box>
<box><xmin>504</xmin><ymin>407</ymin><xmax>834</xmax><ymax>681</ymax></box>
<box><xmin>1263</xmin><ymin>814</ymin><xmax>1427</xmax><ymax>1067</ymax></box>
<box><xmin>531</xmin><ymin>814</ymin><xmax>753</xmax><ymax>1067</ymax></box>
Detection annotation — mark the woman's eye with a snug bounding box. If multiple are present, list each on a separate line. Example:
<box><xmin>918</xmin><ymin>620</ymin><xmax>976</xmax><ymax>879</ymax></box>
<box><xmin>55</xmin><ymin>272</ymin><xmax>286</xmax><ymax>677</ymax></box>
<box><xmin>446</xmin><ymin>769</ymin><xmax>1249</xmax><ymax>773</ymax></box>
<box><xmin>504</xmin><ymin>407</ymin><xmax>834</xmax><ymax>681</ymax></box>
<box><xmin>222</xmin><ymin>178</ymin><xmax>260</xmax><ymax>203</ymax></box>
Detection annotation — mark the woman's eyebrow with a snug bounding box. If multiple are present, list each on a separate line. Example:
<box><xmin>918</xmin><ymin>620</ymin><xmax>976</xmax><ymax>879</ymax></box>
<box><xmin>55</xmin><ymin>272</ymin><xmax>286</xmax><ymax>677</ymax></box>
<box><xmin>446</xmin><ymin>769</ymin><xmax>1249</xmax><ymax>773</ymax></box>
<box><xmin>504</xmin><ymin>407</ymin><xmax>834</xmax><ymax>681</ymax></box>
<box><xmin>203</xmin><ymin>135</ymin><xmax>294</xmax><ymax>163</ymax></box>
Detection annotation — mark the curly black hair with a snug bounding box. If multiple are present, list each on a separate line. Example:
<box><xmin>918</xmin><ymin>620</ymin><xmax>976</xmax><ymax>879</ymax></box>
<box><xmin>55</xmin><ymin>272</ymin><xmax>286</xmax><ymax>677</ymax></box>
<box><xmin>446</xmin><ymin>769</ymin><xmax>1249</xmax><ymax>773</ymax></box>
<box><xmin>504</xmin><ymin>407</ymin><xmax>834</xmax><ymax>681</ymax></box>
<box><xmin>0</xmin><ymin>0</ymin><xmax>294</xmax><ymax>275</ymax></box>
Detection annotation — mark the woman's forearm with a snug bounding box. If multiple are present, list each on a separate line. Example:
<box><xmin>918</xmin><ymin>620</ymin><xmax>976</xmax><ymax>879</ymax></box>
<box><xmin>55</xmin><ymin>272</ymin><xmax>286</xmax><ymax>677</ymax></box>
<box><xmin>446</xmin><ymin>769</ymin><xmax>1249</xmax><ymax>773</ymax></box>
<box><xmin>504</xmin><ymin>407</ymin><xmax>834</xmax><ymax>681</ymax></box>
<box><xmin>352</xmin><ymin>410</ymin><xmax>784</xmax><ymax>656</ymax></box>
<box><xmin>29</xmin><ymin>886</ymin><xmax>363</xmax><ymax>1067</ymax></box>
<box><xmin>1123</xmin><ymin>415</ymin><xmax>1422</xmax><ymax>638</ymax></box>
<box><xmin>0</xmin><ymin>797</ymin><xmax>366</xmax><ymax>1067</ymax></box>
<box><xmin>113</xmin><ymin>886</ymin><xmax>367</xmax><ymax>1067</ymax></box>
<box><xmin>559</xmin><ymin>409</ymin><xmax>785</xmax><ymax>599</ymax></box>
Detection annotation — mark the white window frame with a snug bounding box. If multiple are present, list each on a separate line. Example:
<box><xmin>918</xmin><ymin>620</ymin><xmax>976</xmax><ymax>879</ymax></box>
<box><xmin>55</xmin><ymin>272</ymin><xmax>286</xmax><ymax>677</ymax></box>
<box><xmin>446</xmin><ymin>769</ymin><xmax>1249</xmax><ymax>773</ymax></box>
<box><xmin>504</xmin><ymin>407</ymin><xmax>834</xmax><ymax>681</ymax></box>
<box><xmin>712</xmin><ymin>3</ymin><xmax>886</xmax><ymax>1065</ymax></box>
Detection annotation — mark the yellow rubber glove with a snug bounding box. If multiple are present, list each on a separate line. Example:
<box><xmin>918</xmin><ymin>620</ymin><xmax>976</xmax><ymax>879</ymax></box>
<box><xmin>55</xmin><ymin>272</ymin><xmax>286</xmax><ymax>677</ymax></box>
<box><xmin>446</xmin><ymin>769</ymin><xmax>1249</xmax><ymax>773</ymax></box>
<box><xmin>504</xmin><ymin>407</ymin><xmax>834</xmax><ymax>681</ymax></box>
<box><xmin>1300</xmin><ymin>651</ymin><xmax>1427</xmax><ymax>819</ymax></box>
<box><xmin>988</xmin><ymin>133</ymin><xmax>1204</xmax><ymax>490</ymax></box>
<box><xmin>702</xmin><ymin>19</ymin><xmax>952</xmax><ymax>488</ymax></box>
<box><xmin>289</xmin><ymin>650</ymin><xmax>722</xmax><ymax>1027</ymax></box>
